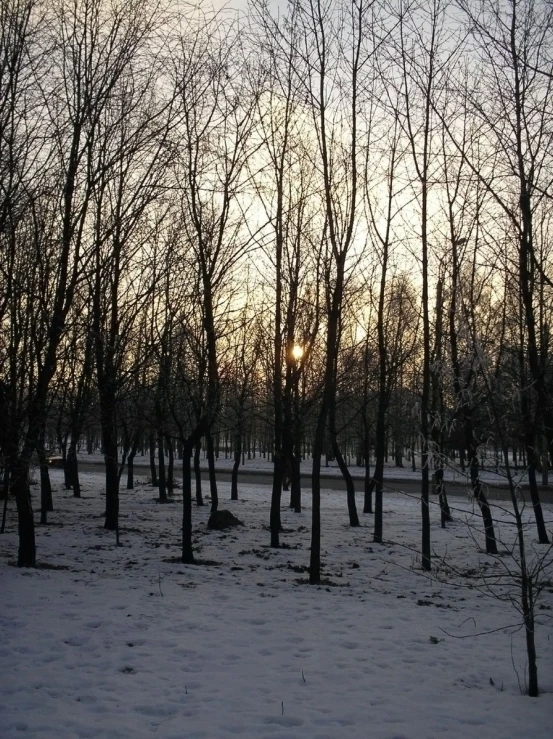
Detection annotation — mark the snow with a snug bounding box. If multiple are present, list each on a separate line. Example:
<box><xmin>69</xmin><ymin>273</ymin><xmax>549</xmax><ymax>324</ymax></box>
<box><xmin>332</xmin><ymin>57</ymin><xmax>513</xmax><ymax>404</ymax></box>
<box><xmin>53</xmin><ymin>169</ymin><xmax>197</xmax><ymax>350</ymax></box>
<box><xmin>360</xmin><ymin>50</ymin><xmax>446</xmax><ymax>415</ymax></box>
<box><xmin>1</xmin><ymin>470</ymin><xmax>552</xmax><ymax>738</ymax></box>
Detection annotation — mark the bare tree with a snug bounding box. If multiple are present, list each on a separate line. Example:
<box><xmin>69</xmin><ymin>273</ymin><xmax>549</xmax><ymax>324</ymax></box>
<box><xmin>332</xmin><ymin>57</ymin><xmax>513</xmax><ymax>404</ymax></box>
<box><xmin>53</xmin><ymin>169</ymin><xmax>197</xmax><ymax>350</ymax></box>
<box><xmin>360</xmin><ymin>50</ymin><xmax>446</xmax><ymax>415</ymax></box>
<box><xmin>250</xmin><ymin>0</ymin><xmax>323</xmax><ymax>542</ymax></box>
<box><xmin>1</xmin><ymin>0</ymin><xmax>102</xmax><ymax>565</ymax></box>
<box><xmin>225</xmin><ymin>306</ymin><xmax>261</xmax><ymax>501</ymax></box>
<box><xmin>396</xmin><ymin>0</ymin><xmax>457</xmax><ymax>570</ymax></box>
<box><xmin>85</xmin><ymin>3</ymin><xmax>175</xmax><ymax>532</ymax></box>
<box><xmin>365</xmin><ymin>108</ymin><xmax>403</xmax><ymax>541</ymax></box>
<box><xmin>173</xmin><ymin>12</ymin><xmax>258</xmax><ymax>514</ymax></box>
<box><xmin>446</xmin><ymin>0</ymin><xmax>553</xmax><ymax>543</ymax></box>
<box><xmin>289</xmin><ymin>0</ymin><xmax>375</xmax><ymax>583</ymax></box>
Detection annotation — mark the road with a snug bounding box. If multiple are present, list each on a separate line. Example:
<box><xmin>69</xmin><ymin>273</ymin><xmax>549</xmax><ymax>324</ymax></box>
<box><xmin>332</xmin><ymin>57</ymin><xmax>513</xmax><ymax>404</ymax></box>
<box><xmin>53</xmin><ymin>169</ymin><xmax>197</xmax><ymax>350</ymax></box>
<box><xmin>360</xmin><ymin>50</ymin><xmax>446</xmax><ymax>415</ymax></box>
<box><xmin>74</xmin><ymin>460</ymin><xmax>553</xmax><ymax>503</ymax></box>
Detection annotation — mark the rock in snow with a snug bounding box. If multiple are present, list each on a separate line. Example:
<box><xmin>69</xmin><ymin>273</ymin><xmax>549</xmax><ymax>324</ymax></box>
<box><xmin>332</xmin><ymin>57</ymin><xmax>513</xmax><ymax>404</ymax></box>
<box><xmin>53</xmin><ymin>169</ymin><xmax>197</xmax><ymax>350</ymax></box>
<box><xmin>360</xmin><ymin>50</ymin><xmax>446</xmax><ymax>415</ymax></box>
<box><xmin>207</xmin><ymin>509</ymin><xmax>244</xmax><ymax>530</ymax></box>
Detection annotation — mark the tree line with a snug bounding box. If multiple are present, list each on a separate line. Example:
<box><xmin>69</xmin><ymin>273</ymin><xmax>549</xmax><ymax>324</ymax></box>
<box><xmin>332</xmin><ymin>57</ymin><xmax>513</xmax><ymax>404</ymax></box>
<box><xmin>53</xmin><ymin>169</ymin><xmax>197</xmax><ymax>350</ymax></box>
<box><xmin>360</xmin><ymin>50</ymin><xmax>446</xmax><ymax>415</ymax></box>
<box><xmin>1</xmin><ymin>0</ymin><xmax>552</xmax><ymax>693</ymax></box>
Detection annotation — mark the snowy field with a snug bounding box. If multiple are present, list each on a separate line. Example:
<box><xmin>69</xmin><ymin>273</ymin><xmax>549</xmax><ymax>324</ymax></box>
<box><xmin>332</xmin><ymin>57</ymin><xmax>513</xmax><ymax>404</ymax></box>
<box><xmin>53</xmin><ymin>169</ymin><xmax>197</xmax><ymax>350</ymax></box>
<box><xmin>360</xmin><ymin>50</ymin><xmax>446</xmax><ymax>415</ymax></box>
<box><xmin>1</xmin><ymin>469</ymin><xmax>552</xmax><ymax>739</ymax></box>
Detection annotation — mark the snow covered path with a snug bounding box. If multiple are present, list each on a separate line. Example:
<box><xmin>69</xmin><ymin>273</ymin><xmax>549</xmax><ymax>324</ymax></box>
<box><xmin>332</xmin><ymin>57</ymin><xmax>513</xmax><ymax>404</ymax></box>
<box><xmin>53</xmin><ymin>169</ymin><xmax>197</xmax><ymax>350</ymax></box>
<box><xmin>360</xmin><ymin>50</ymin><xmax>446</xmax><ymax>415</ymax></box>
<box><xmin>1</xmin><ymin>471</ymin><xmax>552</xmax><ymax>738</ymax></box>
<box><xmin>76</xmin><ymin>449</ymin><xmax>546</xmax><ymax>487</ymax></box>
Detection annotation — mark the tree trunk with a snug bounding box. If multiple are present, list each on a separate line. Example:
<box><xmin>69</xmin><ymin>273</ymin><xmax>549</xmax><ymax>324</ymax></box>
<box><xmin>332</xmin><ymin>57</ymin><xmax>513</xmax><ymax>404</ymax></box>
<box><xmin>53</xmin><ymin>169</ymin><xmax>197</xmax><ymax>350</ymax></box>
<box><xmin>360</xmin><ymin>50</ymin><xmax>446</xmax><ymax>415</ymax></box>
<box><xmin>309</xmin><ymin>388</ymin><xmax>329</xmax><ymax>585</ymax></box>
<box><xmin>525</xmin><ymin>440</ymin><xmax>549</xmax><ymax>544</ymax></box>
<box><xmin>182</xmin><ymin>443</ymin><xmax>194</xmax><ymax>564</ymax></box>
<box><xmin>149</xmin><ymin>432</ymin><xmax>158</xmax><ymax>486</ymax></box>
<box><xmin>60</xmin><ymin>435</ymin><xmax>72</xmax><ymax>490</ymax></box>
<box><xmin>127</xmin><ymin>453</ymin><xmax>135</xmax><ymax>490</ymax></box>
<box><xmin>231</xmin><ymin>434</ymin><xmax>241</xmax><ymax>501</ymax></box>
<box><xmin>395</xmin><ymin>441</ymin><xmax>403</xmax><ymax>467</ymax></box>
<box><xmin>469</xmin><ymin>452</ymin><xmax>498</xmax><ymax>555</ymax></box>
<box><xmin>363</xmin><ymin>428</ymin><xmax>372</xmax><ymax>513</ymax></box>
<box><xmin>435</xmin><ymin>469</ymin><xmax>451</xmax><ymax>528</ymax></box>
<box><xmin>541</xmin><ymin>440</ymin><xmax>548</xmax><ymax>486</ymax></box>
<box><xmin>1</xmin><ymin>467</ymin><xmax>9</xmax><ymax>534</ymax></box>
<box><xmin>291</xmin><ymin>418</ymin><xmax>302</xmax><ymax>513</ymax></box>
<box><xmin>373</xmin><ymin>388</ymin><xmax>387</xmax><ymax>543</ymax></box>
<box><xmin>331</xmin><ymin>436</ymin><xmax>359</xmax><ymax>526</ymax></box>
<box><xmin>103</xmin><ymin>433</ymin><xmax>119</xmax><ymax>531</ymax></box>
<box><xmin>157</xmin><ymin>432</ymin><xmax>167</xmax><ymax>502</ymax></box>
<box><xmin>67</xmin><ymin>438</ymin><xmax>81</xmax><ymax>498</ymax></box>
<box><xmin>270</xmin><ymin>454</ymin><xmax>283</xmax><ymax>547</ymax></box>
<box><xmin>290</xmin><ymin>453</ymin><xmax>301</xmax><ymax>513</ymax></box>
<box><xmin>310</xmin><ymin>256</ymin><xmax>346</xmax><ymax>584</ymax></box>
<box><xmin>524</xmin><ymin>575</ymin><xmax>538</xmax><ymax>697</ymax></box>
<box><xmin>194</xmin><ymin>440</ymin><xmax>203</xmax><ymax>506</ymax></box>
<box><xmin>518</xmin><ymin>174</ymin><xmax>551</xmax><ymax>546</ymax></box>
<box><xmin>38</xmin><ymin>456</ymin><xmax>53</xmax><ymax>525</ymax></box>
<box><xmin>13</xmin><ymin>458</ymin><xmax>36</xmax><ymax>566</ymax></box>
<box><xmin>206</xmin><ymin>431</ymin><xmax>218</xmax><ymax>513</ymax></box>
<box><xmin>37</xmin><ymin>428</ymin><xmax>53</xmax><ymax>522</ymax></box>
<box><xmin>421</xmin><ymin>255</ymin><xmax>431</xmax><ymax>571</ymax></box>
<box><xmin>166</xmin><ymin>435</ymin><xmax>174</xmax><ymax>497</ymax></box>
<box><xmin>126</xmin><ymin>433</ymin><xmax>140</xmax><ymax>490</ymax></box>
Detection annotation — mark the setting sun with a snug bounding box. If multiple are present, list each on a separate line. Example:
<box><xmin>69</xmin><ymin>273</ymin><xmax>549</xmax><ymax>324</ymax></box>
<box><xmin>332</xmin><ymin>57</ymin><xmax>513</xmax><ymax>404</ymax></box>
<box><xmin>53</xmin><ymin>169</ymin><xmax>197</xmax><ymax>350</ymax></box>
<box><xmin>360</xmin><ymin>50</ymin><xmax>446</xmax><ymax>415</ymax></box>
<box><xmin>292</xmin><ymin>344</ymin><xmax>304</xmax><ymax>361</ymax></box>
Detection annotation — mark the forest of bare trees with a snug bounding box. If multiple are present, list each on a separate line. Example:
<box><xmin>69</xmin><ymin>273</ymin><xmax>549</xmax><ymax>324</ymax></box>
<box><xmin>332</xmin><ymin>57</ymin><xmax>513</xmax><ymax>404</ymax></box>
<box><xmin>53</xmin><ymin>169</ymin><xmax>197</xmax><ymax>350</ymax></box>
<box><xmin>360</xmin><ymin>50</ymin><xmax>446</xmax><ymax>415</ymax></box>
<box><xmin>1</xmin><ymin>0</ymin><xmax>552</xmax><ymax>698</ymax></box>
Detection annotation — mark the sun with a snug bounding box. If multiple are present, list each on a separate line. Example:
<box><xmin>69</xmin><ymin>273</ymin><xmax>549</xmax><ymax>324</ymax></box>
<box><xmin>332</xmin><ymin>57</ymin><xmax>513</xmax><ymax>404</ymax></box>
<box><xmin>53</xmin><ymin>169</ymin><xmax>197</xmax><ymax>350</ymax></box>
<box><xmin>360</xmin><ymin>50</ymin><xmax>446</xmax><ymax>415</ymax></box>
<box><xmin>291</xmin><ymin>344</ymin><xmax>304</xmax><ymax>361</ymax></box>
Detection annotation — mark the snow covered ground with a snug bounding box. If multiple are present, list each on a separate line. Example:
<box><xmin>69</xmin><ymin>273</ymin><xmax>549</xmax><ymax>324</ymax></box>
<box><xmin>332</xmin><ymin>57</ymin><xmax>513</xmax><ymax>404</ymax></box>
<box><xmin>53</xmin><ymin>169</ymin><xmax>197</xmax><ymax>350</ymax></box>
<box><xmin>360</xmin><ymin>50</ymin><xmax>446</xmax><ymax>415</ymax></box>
<box><xmin>1</xmin><ymin>470</ymin><xmax>552</xmax><ymax>738</ymax></box>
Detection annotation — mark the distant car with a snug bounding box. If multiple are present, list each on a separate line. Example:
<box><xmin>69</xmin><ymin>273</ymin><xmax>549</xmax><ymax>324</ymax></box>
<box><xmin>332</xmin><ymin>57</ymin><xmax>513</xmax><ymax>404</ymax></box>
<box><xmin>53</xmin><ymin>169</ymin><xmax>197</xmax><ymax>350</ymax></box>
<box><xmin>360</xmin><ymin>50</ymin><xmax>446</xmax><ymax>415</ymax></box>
<box><xmin>46</xmin><ymin>455</ymin><xmax>64</xmax><ymax>468</ymax></box>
